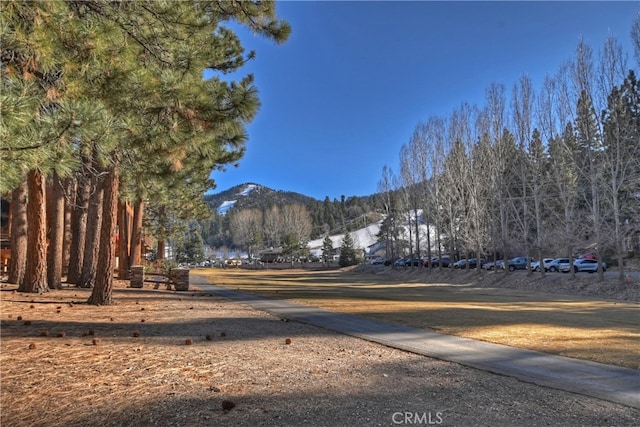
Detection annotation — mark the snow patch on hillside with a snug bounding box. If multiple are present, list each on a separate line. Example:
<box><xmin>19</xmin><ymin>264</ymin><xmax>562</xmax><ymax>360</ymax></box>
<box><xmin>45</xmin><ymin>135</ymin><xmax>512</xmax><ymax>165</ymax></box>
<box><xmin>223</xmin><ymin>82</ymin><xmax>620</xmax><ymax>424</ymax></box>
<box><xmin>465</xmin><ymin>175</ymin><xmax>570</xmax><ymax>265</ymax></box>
<box><xmin>217</xmin><ymin>200</ymin><xmax>237</xmax><ymax>215</ymax></box>
<box><xmin>307</xmin><ymin>211</ymin><xmax>437</xmax><ymax>259</ymax></box>
<box><xmin>308</xmin><ymin>222</ymin><xmax>382</xmax><ymax>257</ymax></box>
<box><xmin>239</xmin><ymin>184</ymin><xmax>257</xmax><ymax>196</ymax></box>
<box><xmin>216</xmin><ymin>184</ymin><xmax>258</xmax><ymax>215</ymax></box>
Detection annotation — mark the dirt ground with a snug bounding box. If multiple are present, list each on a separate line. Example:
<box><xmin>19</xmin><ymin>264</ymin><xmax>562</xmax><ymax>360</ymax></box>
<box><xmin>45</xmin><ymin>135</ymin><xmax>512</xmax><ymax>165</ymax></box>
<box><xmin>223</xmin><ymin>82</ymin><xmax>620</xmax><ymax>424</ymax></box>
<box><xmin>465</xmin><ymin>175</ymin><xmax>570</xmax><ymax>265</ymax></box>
<box><xmin>1</xmin><ymin>269</ymin><xmax>639</xmax><ymax>427</ymax></box>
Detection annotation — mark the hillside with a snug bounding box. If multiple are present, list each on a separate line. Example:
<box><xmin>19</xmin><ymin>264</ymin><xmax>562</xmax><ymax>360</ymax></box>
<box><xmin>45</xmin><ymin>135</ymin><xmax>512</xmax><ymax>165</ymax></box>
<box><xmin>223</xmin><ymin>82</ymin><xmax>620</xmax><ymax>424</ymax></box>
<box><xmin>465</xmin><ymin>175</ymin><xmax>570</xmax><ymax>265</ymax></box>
<box><xmin>307</xmin><ymin>221</ymin><xmax>382</xmax><ymax>255</ymax></box>
<box><xmin>203</xmin><ymin>183</ymin><xmax>319</xmax><ymax>215</ymax></box>
<box><xmin>199</xmin><ymin>183</ymin><xmax>382</xmax><ymax>250</ymax></box>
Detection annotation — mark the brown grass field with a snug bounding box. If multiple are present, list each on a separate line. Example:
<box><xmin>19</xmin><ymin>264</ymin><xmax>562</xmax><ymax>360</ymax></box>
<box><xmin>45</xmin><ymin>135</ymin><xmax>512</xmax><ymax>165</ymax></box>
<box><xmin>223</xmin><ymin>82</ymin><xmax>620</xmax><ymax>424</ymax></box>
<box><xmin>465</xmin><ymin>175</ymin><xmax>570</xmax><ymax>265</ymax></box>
<box><xmin>1</xmin><ymin>267</ymin><xmax>639</xmax><ymax>426</ymax></box>
<box><xmin>195</xmin><ymin>267</ymin><xmax>640</xmax><ymax>369</ymax></box>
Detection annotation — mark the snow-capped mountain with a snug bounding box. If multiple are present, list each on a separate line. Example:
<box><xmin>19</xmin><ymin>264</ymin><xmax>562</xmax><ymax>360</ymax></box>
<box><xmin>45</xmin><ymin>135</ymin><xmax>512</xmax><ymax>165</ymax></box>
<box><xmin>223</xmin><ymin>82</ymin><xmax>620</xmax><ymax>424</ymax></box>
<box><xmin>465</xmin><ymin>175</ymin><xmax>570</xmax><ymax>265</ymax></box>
<box><xmin>204</xmin><ymin>183</ymin><xmax>319</xmax><ymax>216</ymax></box>
<box><xmin>215</xmin><ymin>184</ymin><xmax>258</xmax><ymax>215</ymax></box>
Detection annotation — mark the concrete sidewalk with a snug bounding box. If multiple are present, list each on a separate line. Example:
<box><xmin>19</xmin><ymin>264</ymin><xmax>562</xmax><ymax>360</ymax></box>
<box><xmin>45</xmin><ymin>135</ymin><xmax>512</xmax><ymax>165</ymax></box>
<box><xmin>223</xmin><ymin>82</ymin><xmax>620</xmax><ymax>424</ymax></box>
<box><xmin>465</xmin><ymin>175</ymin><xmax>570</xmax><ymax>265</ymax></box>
<box><xmin>191</xmin><ymin>276</ymin><xmax>640</xmax><ymax>410</ymax></box>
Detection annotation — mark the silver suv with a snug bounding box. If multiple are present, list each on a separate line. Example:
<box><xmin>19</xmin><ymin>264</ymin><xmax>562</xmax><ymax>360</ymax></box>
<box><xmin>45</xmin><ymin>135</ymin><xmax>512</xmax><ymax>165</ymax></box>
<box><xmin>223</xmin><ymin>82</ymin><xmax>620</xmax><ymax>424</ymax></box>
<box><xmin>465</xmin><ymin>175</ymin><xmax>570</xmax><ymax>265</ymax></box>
<box><xmin>561</xmin><ymin>259</ymin><xmax>607</xmax><ymax>273</ymax></box>
<box><xmin>547</xmin><ymin>258</ymin><xmax>570</xmax><ymax>272</ymax></box>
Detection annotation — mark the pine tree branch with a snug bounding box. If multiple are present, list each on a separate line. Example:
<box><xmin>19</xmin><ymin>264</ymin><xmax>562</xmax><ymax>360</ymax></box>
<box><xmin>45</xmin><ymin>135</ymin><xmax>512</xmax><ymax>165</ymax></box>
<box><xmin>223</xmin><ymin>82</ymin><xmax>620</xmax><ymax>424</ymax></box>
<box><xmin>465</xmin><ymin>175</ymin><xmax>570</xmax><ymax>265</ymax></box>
<box><xmin>0</xmin><ymin>117</ymin><xmax>74</xmax><ymax>152</ymax></box>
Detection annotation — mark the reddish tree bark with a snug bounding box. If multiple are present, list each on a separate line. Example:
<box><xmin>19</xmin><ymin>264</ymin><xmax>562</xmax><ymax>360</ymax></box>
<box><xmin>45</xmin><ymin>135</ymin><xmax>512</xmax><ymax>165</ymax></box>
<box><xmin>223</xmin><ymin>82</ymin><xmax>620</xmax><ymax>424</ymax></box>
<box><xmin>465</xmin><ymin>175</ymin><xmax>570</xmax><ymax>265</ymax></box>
<box><xmin>77</xmin><ymin>171</ymin><xmax>103</xmax><ymax>288</ymax></box>
<box><xmin>47</xmin><ymin>172</ymin><xmax>65</xmax><ymax>289</ymax></box>
<box><xmin>156</xmin><ymin>205</ymin><xmax>166</xmax><ymax>261</ymax></box>
<box><xmin>67</xmin><ymin>169</ymin><xmax>91</xmax><ymax>284</ymax></box>
<box><xmin>62</xmin><ymin>178</ymin><xmax>75</xmax><ymax>276</ymax></box>
<box><xmin>88</xmin><ymin>167</ymin><xmax>119</xmax><ymax>305</ymax></box>
<box><xmin>130</xmin><ymin>198</ymin><xmax>144</xmax><ymax>266</ymax></box>
<box><xmin>117</xmin><ymin>200</ymin><xmax>130</xmax><ymax>279</ymax></box>
<box><xmin>157</xmin><ymin>239</ymin><xmax>165</xmax><ymax>261</ymax></box>
<box><xmin>20</xmin><ymin>169</ymin><xmax>48</xmax><ymax>293</ymax></box>
<box><xmin>8</xmin><ymin>179</ymin><xmax>28</xmax><ymax>285</ymax></box>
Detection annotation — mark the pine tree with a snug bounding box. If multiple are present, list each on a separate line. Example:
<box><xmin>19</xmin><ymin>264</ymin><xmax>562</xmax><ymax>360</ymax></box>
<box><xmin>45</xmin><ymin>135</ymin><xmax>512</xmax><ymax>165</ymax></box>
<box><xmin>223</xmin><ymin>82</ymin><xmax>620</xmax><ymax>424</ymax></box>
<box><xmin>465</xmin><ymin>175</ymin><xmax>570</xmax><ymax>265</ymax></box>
<box><xmin>46</xmin><ymin>171</ymin><xmax>65</xmax><ymax>289</ymax></box>
<box><xmin>575</xmin><ymin>90</ymin><xmax>605</xmax><ymax>278</ymax></box>
<box><xmin>339</xmin><ymin>232</ymin><xmax>357</xmax><ymax>267</ymax></box>
<box><xmin>7</xmin><ymin>179</ymin><xmax>27</xmax><ymax>286</ymax></box>
<box><xmin>20</xmin><ymin>169</ymin><xmax>48</xmax><ymax>293</ymax></box>
<box><xmin>2</xmin><ymin>1</ymin><xmax>289</xmax><ymax>301</ymax></box>
<box><xmin>601</xmin><ymin>70</ymin><xmax>640</xmax><ymax>279</ymax></box>
<box><xmin>323</xmin><ymin>197</ymin><xmax>335</xmax><ymax>232</ymax></box>
<box><xmin>322</xmin><ymin>236</ymin><xmax>334</xmax><ymax>263</ymax></box>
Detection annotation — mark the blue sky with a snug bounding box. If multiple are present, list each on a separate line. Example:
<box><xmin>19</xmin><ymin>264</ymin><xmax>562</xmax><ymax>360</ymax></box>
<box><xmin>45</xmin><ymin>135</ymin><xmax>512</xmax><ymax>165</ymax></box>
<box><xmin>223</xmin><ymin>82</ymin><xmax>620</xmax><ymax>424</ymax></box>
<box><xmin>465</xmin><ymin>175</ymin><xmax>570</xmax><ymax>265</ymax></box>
<box><xmin>209</xmin><ymin>1</ymin><xmax>638</xmax><ymax>201</ymax></box>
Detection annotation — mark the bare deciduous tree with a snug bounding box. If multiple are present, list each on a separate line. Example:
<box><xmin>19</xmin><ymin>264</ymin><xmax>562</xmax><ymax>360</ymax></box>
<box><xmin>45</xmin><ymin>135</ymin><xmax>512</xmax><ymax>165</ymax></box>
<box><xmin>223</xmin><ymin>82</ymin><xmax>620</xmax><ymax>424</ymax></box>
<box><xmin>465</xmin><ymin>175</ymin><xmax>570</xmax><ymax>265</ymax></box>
<box><xmin>263</xmin><ymin>205</ymin><xmax>283</xmax><ymax>248</ymax></box>
<box><xmin>281</xmin><ymin>203</ymin><xmax>312</xmax><ymax>252</ymax></box>
<box><xmin>510</xmin><ymin>75</ymin><xmax>536</xmax><ymax>274</ymax></box>
<box><xmin>230</xmin><ymin>208</ymin><xmax>263</xmax><ymax>257</ymax></box>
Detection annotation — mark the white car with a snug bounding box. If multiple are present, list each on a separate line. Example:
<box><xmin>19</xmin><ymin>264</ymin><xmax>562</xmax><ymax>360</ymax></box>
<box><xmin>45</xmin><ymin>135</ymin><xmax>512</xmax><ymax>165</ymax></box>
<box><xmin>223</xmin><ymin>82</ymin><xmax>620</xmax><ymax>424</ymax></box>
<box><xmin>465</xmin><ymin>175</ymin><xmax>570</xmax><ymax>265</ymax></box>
<box><xmin>547</xmin><ymin>258</ymin><xmax>570</xmax><ymax>273</ymax></box>
<box><xmin>560</xmin><ymin>259</ymin><xmax>607</xmax><ymax>273</ymax></box>
<box><xmin>530</xmin><ymin>258</ymin><xmax>554</xmax><ymax>272</ymax></box>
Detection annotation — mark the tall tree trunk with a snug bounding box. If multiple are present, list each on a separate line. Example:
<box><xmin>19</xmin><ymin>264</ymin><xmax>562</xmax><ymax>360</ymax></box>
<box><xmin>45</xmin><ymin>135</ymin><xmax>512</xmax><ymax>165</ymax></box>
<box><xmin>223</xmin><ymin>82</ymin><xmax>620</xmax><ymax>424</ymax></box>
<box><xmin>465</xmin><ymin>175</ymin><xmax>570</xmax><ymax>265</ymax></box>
<box><xmin>499</xmin><ymin>199</ymin><xmax>510</xmax><ymax>276</ymax></box>
<box><xmin>592</xmin><ymin>183</ymin><xmax>604</xmax><ymax>282</ymax></box>
<box><xmin>78</xmin><ymin>172</ymin><xmax>104</xmax><ymax>288</ymax></box>
<box><xmin>130</xmin><ymin>198</ymin><xmax>145</xmax><ymax>266</ymax></box>
<box><xmin>565</xmin><ymin>207</ymin><xmax>576</xmax><ymax>280</ymax></box>
<box><xmin>20</xmin><ymin>169</ymin><xmax>48</xmax><ymax>293</ymax></box>
<box><xmin>612</xmin><ymin>195</ymin><xmax>625</xmax><ymax>282</ymax></box>
<box><xmin>8</xmin><ymin>179</ymin><xmax>28</xmax><ymax>285</ymax></box>
<box><xmin>534</xmin><ymin>190</ymin><xmax>546</xmax><ymax>278</ymax></box>
<box><xmin>157</xmin><ymin>205</ymin><xmax>166</xmax><ymax>261</ymax></box>
<box><xmin>424</xmin><ymin>215</ymin><xmax>432</xmax><ymax>270</ymax></box>
<box><xmin>67</xmin><ymin>169</ymin><xmax>91</xmax><ymax>284</ymax></box>
<box><xmin>47</xmin><ymin>171</ymin><xmax>65</xmax><ymax>289</ymax></box>
<box><xmin>413</xmin><ymin>206</ymin><xmax>420</xmax><ymax>261</ymax></box>
<box><xmin>117</xmin><ymin>200</ymin><xmax>130</xmax><ymax>279</ymax></box>
<box><xmin>62</xmin><ymin>177</ymin><xmax>75</xmax><ymax>276</ymax></box>
<box><xmin>88</xmin><ymin>167</ymin><xmax>119</xmax><ymax>305</ymax></box>
<box><xmin>157</xmin><ymin>239</ymin><xmax>165</xmax><ymax>261</ymax></box>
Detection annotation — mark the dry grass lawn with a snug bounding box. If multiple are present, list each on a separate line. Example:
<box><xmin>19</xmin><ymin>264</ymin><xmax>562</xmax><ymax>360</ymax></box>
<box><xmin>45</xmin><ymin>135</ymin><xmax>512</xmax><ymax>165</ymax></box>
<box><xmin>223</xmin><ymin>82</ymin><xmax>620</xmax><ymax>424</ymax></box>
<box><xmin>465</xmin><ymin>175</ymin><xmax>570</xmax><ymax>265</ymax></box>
<box><xmin>195</xmin><ymin>267</ymin><xmax>640</xmax><ymax>369</ymax></box>
<box><xmin>1</xmin><ymin>267</ymin><xmax>639</xmax><ymax>426</ymax></box>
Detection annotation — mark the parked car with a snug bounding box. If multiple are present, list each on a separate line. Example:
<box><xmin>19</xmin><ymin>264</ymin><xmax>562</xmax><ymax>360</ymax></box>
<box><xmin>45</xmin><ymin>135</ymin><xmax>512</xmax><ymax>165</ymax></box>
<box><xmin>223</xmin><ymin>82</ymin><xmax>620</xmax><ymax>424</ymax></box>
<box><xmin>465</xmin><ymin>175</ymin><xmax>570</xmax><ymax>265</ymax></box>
<box><xmin>452</xmin><ymin>259</ymin><xmax>465</xmax><ymax>268</ymax></box>
<box><xmin>423</xmin><ymin>257</ymin><xmax>435</xmax><ymax>267</ymax></box>
<box><xmin>547</xmin><ymin>258</ymin><xmax>570</xmax><ymax>272</ymax></box>
<box><xmin>507</xmin><ymin>256</ymin><xmax>535</xmax><ymax>271</ymax></box>
<box><xmin>370</xmin><ymin>257</ymin><xmax>385</xmax><ymax>265</ymax></box>
<box><xmin>434</xmin><ymin>256</ymin><xmax>451</xmax><ymax>268</ymax></box>
<box><xmin>385</xmin><ymin>257</ymin><xmax>401</xmax><ymax>266</ymax></box>
<box><xmin>393</xmin><ymin>257</ymin><xmax>409</xmax><ymax>266</ymax></box>
<box><xmin>453</xmin><ymin>258</ymin><xmax>486</xmax><ymax>269</ymax></box>
<box><xmin>425</xmin><ymin>256</ymin><xmax>451</xmax><ymax>268</ymax></box>
<box><xmin>530</xmin><ymin>258</ymin><xmax>554</xmax><ymax>272</ymax></box>
<box><xmin>394</xmin><ymin>257</ymin><xmax>421</xmax><ymax>267</ymax></box>
<box><xmin>402</xmin><ymin>258</ymin><xmax>423</xmax><ymax>267</ymax></box>
<box><xmin>483</xmin><ymin>260</ymin><xmax>505</xmax><ymax>271</ymax></box>
<box><xmin>561</xmin><ymin>258</ymin><xmax>607</xmax><ymax>273</ymax></box>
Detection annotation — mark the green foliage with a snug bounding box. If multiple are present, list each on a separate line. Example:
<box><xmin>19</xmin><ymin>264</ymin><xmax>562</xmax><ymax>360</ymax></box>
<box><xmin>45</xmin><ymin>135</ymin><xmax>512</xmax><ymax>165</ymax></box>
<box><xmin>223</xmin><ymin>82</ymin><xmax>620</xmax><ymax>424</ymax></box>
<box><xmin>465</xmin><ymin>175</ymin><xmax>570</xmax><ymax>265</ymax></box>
<box><xmin>1</xmin><ymin>0</ymin><xmax>291</xmax><ymax>238</ymax></box>
<box><xmin>175</xmin><ymin>228</ymin><xmax>205</xmax><ymax>264</ymax></box>
<box><xmin>282</xmin><ymin>233</ymin><xmax>305</xmax><ymax>260</ymax></box>
<box><xmin>322</xmin><ymin>236</ymin><xmax>334</xmax><ymax>262</ymax></box>
<box><xmin>338</xmin><ymin>232</ymin><xmax>357</xmax><ymax>267</ymax></box>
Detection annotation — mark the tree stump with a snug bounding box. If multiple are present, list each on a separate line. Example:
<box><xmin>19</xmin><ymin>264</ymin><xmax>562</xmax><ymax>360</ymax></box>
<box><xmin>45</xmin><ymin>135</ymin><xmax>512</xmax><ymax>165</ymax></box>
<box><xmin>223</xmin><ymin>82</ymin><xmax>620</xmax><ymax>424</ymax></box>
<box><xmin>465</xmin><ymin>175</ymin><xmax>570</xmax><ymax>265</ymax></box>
<box><xmin>171</xmin><ymin>268</ymin><xmax>189</xmax><ymax>291</ymax></box>
<box><xmin>130</xmin><ymin>266</ymin><xmax>144</xmax><ymax>288</ymax></box>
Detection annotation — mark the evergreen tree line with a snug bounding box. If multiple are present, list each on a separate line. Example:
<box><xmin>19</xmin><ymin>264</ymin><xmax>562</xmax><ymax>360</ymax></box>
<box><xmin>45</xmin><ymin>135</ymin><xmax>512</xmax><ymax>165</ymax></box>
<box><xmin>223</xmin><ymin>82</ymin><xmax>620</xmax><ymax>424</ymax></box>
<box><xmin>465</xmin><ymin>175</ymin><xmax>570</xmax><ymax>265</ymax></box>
<box><xmin>0</xmin><ymin>1</ymin><xmax>290</xmax><ymax>303</ymax></box>
<box><xmin>377</xmin><ymin>30</ymin><xmax>640</xmax><ymax>282</ymax></box>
